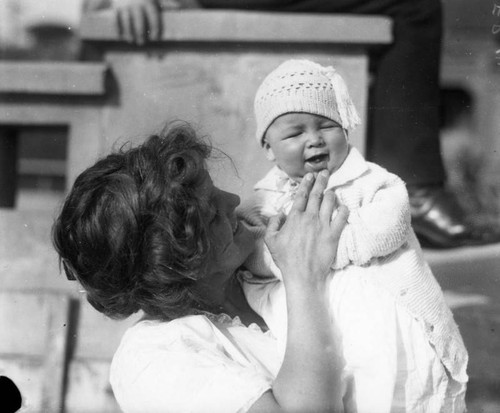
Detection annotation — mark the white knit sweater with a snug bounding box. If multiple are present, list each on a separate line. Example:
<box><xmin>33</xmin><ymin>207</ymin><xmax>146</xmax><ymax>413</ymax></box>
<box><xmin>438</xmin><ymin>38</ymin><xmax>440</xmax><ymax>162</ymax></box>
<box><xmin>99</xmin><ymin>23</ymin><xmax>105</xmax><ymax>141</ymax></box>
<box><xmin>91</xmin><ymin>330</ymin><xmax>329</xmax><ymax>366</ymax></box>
<box><xmin>237</xmin><ymin>147</ymin><xmax>468</xmax><ymax>383</ymax></box>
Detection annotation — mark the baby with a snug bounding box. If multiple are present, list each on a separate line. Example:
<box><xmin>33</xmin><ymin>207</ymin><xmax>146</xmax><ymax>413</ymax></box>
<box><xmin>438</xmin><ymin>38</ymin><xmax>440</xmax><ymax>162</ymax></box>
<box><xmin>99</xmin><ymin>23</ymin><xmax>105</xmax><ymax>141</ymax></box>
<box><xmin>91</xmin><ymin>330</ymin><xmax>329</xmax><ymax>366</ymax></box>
<box><xmin>238</xmin><ymin>59</ymin><xmax>468</xmax><ymax>412</ymax></box>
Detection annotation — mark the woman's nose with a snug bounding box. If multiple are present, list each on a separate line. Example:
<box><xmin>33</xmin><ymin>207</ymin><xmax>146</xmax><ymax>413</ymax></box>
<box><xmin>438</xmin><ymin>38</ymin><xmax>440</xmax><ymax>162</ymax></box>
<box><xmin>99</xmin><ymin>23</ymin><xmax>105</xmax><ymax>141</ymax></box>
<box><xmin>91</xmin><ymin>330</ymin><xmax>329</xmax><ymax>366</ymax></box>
<box><xmin>221</xmin><ymin>191</ymin><xmax>240</xmax><ymax>212</ymax></box>
<box><xmin>230</xmin><ymin>193</ymin><xmax>241</xmax><ymax>209</ymax></box>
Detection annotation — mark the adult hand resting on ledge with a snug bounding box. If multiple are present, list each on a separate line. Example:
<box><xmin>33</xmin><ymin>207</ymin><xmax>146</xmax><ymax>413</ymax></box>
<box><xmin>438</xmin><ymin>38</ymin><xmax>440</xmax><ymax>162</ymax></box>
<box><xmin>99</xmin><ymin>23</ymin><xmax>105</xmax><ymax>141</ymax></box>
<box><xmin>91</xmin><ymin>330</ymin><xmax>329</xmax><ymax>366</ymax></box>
<box><xmin>83</xmin><ymin>0</ymin><xmax>200</xmax><ymax>44</ymax></box>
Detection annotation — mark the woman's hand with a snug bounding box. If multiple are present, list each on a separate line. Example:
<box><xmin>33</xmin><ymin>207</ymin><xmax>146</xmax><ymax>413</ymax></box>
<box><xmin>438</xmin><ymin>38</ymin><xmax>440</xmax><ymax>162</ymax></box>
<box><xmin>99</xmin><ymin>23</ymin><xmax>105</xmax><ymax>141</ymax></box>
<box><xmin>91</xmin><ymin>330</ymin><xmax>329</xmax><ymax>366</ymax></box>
<box><xmin>264</xmin><ymin>170</ymin><xmax>348</xmax><ymax>289</ymax></box>
<box><xmin>250</xmin><ymin>170</ymin><xmax>347</xmax><ymax>413</ymax></box>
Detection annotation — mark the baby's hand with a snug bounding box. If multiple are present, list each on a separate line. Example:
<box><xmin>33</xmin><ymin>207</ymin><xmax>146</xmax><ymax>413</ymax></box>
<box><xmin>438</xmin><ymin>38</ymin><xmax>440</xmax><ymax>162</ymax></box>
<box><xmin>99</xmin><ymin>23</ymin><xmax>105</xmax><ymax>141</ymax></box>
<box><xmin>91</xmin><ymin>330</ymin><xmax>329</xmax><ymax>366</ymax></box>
<box><xmin>265</xmin><ymin>170</ymin><xmax>348</xmax><ymax>289</ymax></box>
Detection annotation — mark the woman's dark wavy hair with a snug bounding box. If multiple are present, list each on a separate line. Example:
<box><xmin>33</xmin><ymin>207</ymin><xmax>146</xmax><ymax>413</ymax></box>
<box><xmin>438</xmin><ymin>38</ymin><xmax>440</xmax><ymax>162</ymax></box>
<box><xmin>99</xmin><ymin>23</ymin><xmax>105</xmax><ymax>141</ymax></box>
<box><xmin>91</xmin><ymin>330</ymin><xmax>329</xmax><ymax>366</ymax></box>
<box><xmin>52</xmin><ymin>123</ymin><xmax>214</xmax><ymax>321</ymax></box>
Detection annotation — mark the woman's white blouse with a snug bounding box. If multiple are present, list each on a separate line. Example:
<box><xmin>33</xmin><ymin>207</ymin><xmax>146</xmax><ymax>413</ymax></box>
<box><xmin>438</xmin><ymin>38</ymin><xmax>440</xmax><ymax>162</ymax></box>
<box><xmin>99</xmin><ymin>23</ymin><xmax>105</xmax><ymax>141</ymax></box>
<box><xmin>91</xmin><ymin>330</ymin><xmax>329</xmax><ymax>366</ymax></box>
<box><xmin>110</xmin><ymin>314</ymin><xmax>281</xmax><ymax>413</ymax></box>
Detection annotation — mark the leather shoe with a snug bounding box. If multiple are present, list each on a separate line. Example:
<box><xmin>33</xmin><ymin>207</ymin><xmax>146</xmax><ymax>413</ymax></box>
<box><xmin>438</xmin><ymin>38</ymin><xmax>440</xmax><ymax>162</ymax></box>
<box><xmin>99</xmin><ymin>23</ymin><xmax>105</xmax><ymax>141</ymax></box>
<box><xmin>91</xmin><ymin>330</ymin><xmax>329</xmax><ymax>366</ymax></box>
<box><xmin>408</xmin><ymin>185</ymin><xmax>500</xmax><ymax>249</ymax></box>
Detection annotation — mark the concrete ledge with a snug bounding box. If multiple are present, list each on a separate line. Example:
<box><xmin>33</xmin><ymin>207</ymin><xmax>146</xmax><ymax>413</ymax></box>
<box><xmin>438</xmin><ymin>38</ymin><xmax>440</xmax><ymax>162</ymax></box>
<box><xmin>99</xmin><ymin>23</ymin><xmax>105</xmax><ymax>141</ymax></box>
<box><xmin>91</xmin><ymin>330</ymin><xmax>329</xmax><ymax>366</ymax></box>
<box><xmin>0</xmin><ymin>62</ymin><xmax>107</xmax><ymax>95</ymax></box>
<box><xmin>81</xmin><ymin>10</ymin><xmax>392</xmax><ymax>45</ymax></box>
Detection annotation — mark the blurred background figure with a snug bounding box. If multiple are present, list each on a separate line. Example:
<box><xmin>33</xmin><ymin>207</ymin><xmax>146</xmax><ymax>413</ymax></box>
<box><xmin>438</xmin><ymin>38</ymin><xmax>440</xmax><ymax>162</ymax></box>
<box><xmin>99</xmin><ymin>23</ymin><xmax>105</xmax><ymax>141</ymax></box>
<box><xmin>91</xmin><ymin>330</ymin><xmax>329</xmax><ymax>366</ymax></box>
<box><xmin>440</xmin><ymin>89</ymin><xmax>500</xmax><ymax>229</ymax></box>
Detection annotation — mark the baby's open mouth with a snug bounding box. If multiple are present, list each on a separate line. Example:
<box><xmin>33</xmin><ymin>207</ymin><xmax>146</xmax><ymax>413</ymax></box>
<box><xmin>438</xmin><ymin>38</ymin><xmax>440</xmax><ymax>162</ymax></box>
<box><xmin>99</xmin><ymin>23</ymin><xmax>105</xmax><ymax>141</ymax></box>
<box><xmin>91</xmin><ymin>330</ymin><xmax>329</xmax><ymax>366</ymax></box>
<box><xmin>306</xmin><ymin>154</ymin><xmax>329</xmax><ymax>164</ymax></box>
<box><xmin>305</xmin><ymin>153</ymin><xmax>330</xmax><ymax>172</ymax></box>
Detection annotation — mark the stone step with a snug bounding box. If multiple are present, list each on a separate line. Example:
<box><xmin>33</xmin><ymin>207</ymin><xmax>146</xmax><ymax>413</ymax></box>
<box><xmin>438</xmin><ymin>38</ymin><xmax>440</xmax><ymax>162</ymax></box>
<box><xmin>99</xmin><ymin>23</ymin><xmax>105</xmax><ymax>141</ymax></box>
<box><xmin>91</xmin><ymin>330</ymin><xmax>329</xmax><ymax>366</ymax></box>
<box><xmin>0</xmin><ymin>62</ymin><xmax>107</xmax><ymax>95</ymax></box>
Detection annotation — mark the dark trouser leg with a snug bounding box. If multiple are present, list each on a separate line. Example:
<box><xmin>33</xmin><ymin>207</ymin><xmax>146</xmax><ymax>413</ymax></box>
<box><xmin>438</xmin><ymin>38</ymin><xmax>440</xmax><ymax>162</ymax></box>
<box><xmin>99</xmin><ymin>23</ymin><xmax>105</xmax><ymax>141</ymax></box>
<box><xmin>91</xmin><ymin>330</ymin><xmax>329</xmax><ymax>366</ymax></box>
<box><xmin>202</xmin><ymin>0</ymin><xmax>446</xmax><ymax>186</ymax></box>
<box><xmin>366</xmin><ymin>0</ymin><xmax>445</xmax><ymax>186</ymax></box>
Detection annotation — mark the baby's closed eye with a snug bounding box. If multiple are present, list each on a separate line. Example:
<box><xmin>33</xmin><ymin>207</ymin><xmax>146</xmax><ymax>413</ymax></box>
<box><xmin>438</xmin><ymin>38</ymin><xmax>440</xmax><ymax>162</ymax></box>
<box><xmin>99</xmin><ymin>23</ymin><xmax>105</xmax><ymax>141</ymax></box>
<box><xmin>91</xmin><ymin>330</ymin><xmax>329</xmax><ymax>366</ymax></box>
<box><xmin>282</xmin><ymin>131</ymin><xmax>302</xmax><ymax>140</ymax></box>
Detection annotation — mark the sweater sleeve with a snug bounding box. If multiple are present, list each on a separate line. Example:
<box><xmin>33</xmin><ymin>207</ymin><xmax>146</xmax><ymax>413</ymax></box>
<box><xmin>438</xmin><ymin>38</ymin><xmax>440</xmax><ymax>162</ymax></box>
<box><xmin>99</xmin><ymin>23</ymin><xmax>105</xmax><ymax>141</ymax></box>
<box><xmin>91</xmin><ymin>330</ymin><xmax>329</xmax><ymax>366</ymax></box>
<box><xmin>333</xmin><ymin>172</ymin><xmax>412</xmax><ymax>269</ymax></box>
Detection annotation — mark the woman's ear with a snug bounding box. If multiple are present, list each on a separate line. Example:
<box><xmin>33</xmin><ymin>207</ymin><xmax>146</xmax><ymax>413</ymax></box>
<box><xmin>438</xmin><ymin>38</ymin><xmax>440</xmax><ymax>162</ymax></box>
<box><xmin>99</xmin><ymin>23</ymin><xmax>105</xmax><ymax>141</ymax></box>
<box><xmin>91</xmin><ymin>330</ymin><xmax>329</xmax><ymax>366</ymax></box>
<box><xmin>263</xmin><ymin>141</ymin><xmax>276</xmax><ymax>162</ymax></box>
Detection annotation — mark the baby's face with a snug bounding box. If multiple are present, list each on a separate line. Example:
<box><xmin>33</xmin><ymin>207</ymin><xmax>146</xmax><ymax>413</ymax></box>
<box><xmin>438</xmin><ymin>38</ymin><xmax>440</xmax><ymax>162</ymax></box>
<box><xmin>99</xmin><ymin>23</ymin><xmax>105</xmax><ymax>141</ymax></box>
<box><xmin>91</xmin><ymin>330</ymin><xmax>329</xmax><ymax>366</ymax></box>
<box><xmin>264</xmin><ymin>113</ymin><xmax>349</xmax><ymax>181</ymax></box>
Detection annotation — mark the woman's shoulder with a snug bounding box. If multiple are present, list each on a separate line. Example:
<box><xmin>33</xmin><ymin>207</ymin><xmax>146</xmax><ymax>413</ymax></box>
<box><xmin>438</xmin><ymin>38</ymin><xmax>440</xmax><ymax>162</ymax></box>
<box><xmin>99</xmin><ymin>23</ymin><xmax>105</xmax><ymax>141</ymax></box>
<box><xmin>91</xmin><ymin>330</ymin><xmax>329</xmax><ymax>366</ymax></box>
<box><xmin>109</xmin><ymin>315</ymin><xmax>224</xmax><ymax>410</ymax></box>
<box><xmin>115</xmin><ymin>314</ymin><xmax>223</xmax><ymax>352</ymax></box>
<box><xmin>109</xmin><ymin>314</ymin><xmax>276</xmax><ymax>412</ymax></box>
<box><xmin>111</xmin><ymin>313</ymin><xmax>262</xmax><ymax>368</ymax></box>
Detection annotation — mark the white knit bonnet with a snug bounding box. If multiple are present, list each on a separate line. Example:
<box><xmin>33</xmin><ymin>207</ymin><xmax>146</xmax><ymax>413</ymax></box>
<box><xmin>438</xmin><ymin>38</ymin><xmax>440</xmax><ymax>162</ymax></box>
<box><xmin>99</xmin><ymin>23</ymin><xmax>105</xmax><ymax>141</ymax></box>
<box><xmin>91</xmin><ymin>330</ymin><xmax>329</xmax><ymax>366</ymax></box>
<box><xmin>254</xmin><ymin>59</ymin><xmax>361</xmax><ymax>145</ymax></box>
